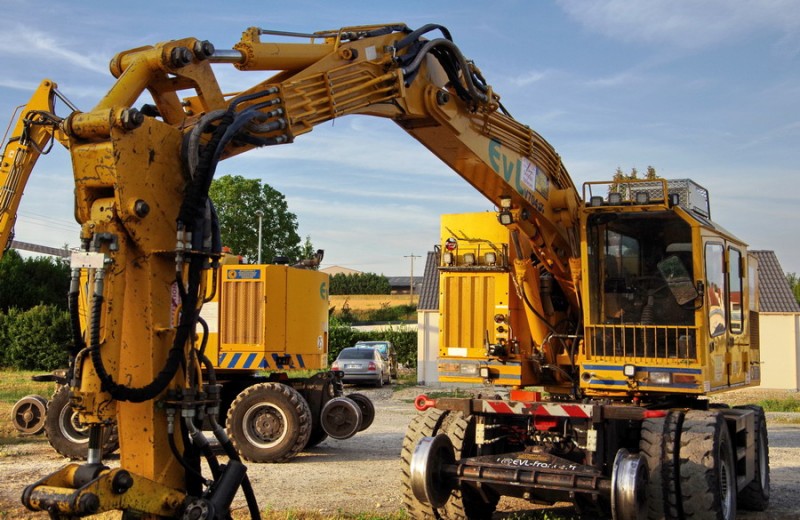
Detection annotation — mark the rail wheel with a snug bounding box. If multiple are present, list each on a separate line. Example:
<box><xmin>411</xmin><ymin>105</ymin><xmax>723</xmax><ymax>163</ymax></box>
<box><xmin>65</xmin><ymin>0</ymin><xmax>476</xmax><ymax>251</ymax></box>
<box><xmin>734</xmin><ymin>405</ymin><xmax>770</xmax><ymax>510</ymax></box>
<box><xmin>320</xmin><ymin>397</ymin><xmax>362</xmax><ymax>440</ymax></box>
<box><xmin>45</xmin><ymin>386</ymin><xmax>118</xmax><ymax>460</ymax></box>
<box><xmin>401</xmin><ymin>408</ymin><xmax>447</xmax><ymax>519</ymax></box>
<box><xmin>347</xmin><ymin>392</ymin><xmax>375</xmax><ymax>431</ymax></box>
<box><xmin>679</xmin><ymin>410</ymin><xmax>736</xmax><ymax>520</ymax></box>
<box><xmin>439</xmin><ymin>412</ymin><xmax>499</xmax><ymax>519</ymax></box>
<box><xmin>226</xmin><ymin>382</ymin><xmax>311</xmax><ymax>463</ymax></box>
<box><xmin>12</xmin><ymin>395</ymin><xmax>48</xmax><ymax>435</ymax></box>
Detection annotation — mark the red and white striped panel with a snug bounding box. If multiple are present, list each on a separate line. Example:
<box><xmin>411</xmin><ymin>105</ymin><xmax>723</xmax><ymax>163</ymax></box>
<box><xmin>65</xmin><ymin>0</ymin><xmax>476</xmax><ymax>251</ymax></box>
<box><xmin>482</xmin><ymin>400</ymin><xmax>593</xmax><ymax>418</ymax></box>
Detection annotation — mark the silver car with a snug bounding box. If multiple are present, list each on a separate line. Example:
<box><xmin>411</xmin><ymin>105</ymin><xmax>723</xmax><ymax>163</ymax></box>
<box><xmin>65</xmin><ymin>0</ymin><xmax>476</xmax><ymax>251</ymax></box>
<box><xmin>332</xmin><ymin>347</ymin><xmax>390</xmax><ymax>387</ymax></box>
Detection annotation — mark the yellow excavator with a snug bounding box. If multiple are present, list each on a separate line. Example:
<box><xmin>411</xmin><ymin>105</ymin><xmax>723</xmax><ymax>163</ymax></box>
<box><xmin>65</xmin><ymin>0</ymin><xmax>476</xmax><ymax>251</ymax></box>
<box><xmin>0</xmin><ymin>22</ymin><xmax>767</xmax><ymax>519</ymax></box>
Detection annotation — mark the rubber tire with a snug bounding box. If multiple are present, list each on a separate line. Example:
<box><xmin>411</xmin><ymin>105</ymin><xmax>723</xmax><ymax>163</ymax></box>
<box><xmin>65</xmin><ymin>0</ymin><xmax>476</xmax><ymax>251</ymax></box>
<box><xmin>679</xmin><ymin>410</ymin><xmax>737</xmax><ymax>520</ymax></box>
<box><xmin>45</xmin><ymin>385</ymin><xmax>119</xmax><ymax>460</ymax></box>
<box><xmin>439</xmin><ymin>412</ymin><xmax>499</xmax><ymax>519</ymax></box>
<box><xmin>304</xmin><ymin>422</ymin><xmax>329</xmax><ymax>450</ymax></box>
<box><xmin>734</xmin><ymin>405</ymin><xmax>770</xmax><ymax>511</ymax></box>
<box><xmin>347</xmin><ymin>392</ymin><xmax>376</xmax><ymax>432</ymax></box>
<box><xmin>401</xmin><ymin>408</ymin><xmax>448</xmax><ymax>519</ymax></box>
<box><xmin>376</xmin><ymin>370</ymin><xmax>384</xmax><ymax>388</ymax></box>
<box><xmin>226</xmin><ymin>382</ymin><xmax>312</xmax><ymax>463</ymax></box>
<box><xmin>639</xmin><ymin>416</ymin><xmax>667</xmax><ymax>520</ymax></box>
<box><xmin>639</xmin><ymin>410</ymin><xmax>683</xmax><ymax>520</ymax></box>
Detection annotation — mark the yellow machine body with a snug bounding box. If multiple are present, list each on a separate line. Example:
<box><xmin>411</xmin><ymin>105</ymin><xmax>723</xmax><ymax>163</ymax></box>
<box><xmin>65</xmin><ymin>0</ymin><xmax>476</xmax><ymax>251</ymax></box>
<box><xmin>578</xmin><ymin>179</ymin><xmax>761</xmax><ymax>397</ymax></box>
<box><xmin>200</xmin><ymin>263</ymin><xmax>329</xmax><ymax>373</ymax></box>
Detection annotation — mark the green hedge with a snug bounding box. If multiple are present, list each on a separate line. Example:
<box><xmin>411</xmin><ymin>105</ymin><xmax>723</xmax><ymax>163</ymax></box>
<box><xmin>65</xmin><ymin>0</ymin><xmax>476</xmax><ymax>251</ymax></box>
<box><xmin>0</xmin><ymin>305</ymin><xmax>70</xmax><ymax>370</ymax></box>
<box><xmin>329</xmin><ymin>317</ymin><xmax>418</xmax><ymax>368</ymax></box>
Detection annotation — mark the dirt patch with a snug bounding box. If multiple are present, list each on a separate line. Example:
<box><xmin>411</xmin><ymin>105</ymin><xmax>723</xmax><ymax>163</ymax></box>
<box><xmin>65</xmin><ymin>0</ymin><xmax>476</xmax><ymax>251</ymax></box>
<box><xmin>0</xmin><ymin>386</ymin><xmax>797</xmax><ymax>518</ymax></box>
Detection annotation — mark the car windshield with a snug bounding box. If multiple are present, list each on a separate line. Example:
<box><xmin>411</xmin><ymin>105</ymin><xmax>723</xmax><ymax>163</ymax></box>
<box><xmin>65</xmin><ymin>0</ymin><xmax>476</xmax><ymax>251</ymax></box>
<box><xmin>339</xmin><ymin>348</ymin><xmax>375</xmax><ymax>360</ymax></box>
<box><xmin>359</xmin><ymin>343</ymin><xmax>387</xmax><ymax>355</ymax></box>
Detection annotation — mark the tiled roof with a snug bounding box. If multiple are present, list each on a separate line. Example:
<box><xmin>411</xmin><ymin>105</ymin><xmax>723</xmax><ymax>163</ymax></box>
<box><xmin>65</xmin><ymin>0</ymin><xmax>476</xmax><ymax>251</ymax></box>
<box><xmin>417</xmin><ymin>251</ymin><xmax>440</xmax><ymax>311</ymax></box>
<box><xmin>387</xmin><ymin>276</ymin><xmax>423</xmax><ymax>288</ymax></box>
<box><xmin>751</xmin><ymin>250</ymin><xmax>800</xmax><ymax>313</ymax></box>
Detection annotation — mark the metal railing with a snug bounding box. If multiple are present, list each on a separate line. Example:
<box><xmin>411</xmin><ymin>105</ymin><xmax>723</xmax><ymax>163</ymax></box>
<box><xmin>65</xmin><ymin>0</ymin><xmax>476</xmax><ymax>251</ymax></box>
<box><xmin>585</xmin><ymin>324</ymin><xmax>698</xmax><ymax>362</ymax></box>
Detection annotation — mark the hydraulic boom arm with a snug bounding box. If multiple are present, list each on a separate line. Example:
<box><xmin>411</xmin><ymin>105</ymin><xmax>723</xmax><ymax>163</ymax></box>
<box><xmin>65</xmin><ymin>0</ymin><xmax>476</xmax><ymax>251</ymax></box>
<box><xmin>0</xmin><ymin>80</ymin><xmax>70</xmax><ymax>256</ymax></box>
<box><xmin>18</xmin><ymin>24</ymin><xmax>583</xmax><ymax>518</ymax></box>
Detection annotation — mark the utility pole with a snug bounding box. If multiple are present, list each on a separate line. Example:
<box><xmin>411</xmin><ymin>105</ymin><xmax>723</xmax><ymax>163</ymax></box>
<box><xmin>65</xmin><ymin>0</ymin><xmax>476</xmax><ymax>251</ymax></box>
<box><xmin>255</xmin><ymin>209</ymin><xmax>264</xmax><ymax>264</ymax></box>
<box><xmin>404</xmin><ymin>253</ymin><xmax>420</xmax><ymax>302</ymax></box>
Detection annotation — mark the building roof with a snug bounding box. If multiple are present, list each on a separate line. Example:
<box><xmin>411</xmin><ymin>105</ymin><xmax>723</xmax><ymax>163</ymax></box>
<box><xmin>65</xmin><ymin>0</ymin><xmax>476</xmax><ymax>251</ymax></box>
<box><xmin>386</xmin><ymin>276</ymin><xmax>423</xmax><ymax>288</ymax></box>
<box><xmin>752</xmin><ymin>250</ymin><xmax>800</xmax><ymax>313</ymax></box>
<box><xmin>417</xmin><ymin>251</ymin><xmax>440</xmax><ymax>311</ymax></box>
<box><xmin>320</xmin><ymin>265</ymin><xmax>362</xmax><ymax>276</ymax></box>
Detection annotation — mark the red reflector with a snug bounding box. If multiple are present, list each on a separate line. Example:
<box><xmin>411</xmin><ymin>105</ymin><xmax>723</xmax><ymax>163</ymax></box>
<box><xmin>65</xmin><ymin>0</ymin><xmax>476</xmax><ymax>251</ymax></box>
<box><xmin>643</xmin><ymin>410</ymin><xmax>668</xmax><ymax>419</ymax></box>
<box><xmin>510</xmin><ymin>390</ymin><xmax>541</xmax><ymax>402</ymax></box>
<box><xmin>673</xmin><ymin>374</ymin><xmax>695</xmax><ymax>384</ymax></box>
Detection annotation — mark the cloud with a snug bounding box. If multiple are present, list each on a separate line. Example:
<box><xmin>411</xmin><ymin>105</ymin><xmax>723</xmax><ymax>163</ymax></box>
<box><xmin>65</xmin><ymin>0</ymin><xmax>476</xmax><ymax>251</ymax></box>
<box><xmin>508</xmin><ymin>69</ymin><xmax>552</xmax><ymax>88</ymax></box>
<box><xmin>557</xmin><ymin>0</ymin><xmax>800</xmax><ymax>50</ymax></box>
<box><xmin>0</xmin><ymin>25</ymin><xmax>108</xmax><ymax>75</ymax></box>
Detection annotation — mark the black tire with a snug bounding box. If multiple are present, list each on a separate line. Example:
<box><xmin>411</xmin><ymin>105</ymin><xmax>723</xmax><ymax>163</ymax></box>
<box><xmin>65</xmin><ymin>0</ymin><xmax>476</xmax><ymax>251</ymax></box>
<box><xmin>304</xmin><ymin>422</ymin><xmax>328</xmax><ymax>450</ymax></box>
<box><xmin>226</xmin><ymin>382</ymin><xmax>312</xmax><ymax>463</ymax></box>
<box><xmin>638</xmin><ymin>410</ymin><xmax>683</xmax><ymax>520</ymax></box>
<box><xmin>639</xmin><ymin>416</ymin><xmax>667</xmax><ymax>520</ymax></box>
<box><xmin>347</xmin><ymin>392</ymin><xmax>376</xmax><ymax>432</ymax></box>
<box><xmin>376</xmin><ymin>370</ymin><xmax>384</xmax><ymax>388</ymax></box>
<box><xmin>401</xmin><ymin>408</ymin><xmax>448</xmax><ymax>519</ymax></box>
<box><xmin>679</xmin><ymin>410</ymin><xmax>737</xmax><ymax>520</ymax></box>
<box><xmin>45</xmin><ymin>386</ymin><xmax>118</xmax><ymax>460</ymax></box>
<box><xmin>735</xmin><ymin>405</ymin><xmax>770</xmax><ymax>511</ymax></box>
<box><xmin>439</xmin><ymin>412</ymin><xmax>499</xmax><ymax>519</ymax></box>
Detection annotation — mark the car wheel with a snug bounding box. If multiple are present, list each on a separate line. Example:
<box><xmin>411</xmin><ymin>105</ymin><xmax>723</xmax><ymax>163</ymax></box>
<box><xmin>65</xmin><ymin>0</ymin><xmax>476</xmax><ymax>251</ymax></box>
<box><xmin>376</xmin><ymin>371</ymin><xmax>384</xmax><ymax>388</ymax></box>
<box><xmin>45</xmin><ymin>385</ymin><xmax>118</xmax><ymax>460</ymax></box>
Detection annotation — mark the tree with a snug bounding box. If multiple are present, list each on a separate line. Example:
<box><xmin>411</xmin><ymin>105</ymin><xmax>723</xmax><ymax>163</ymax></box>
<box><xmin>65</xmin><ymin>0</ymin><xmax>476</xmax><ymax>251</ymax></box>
<box><xmin>208</xmin><ymin>175</ymin><xmax>310</xmax><ymax>263</ymax></box>
<box><xmin>0</xmin><ymin>249</ymin><xmax>70</xmax><ymax>312</ymax></box>
<box><xmin>786</xmin><ymin>273</ymin><xmax>800</xmax><ymax>305</ymax></box>
<box><xmin>329</xmin><ymin>272</ymin><xmax>391</xmax><ymax>295</ymax></box>
<box><xmin>610</xmin><ymin>166</ymin><xmax>659</xmax><ymax>197</ymax></box>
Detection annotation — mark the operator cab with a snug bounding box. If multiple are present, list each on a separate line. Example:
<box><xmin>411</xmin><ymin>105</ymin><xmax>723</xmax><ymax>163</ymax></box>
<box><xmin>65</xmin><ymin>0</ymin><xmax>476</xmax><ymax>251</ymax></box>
<box><xmin>579</xmin><ymin>179</ymin><xmax>757</xmax><ymax>396</ymax></box>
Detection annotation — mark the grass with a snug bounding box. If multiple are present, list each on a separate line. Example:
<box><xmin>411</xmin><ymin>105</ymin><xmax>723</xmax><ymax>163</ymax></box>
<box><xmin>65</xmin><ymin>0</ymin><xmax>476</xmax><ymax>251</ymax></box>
<box><xmin>759</xmin><ymin>397</ymin><xmax>800</xmax><ymax>413</ymax></box>
<box><xmin>0</xmin><ymin>369</ymin><xmax>56</xmax><ymax>447</ymax></box>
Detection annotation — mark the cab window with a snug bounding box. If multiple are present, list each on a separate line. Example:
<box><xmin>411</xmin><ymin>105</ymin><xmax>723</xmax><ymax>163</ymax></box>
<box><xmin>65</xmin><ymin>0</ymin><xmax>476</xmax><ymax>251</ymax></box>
<box><xmin>728</xmin><ymin>248</ymin><xmax>743</xmax><ymax>334</ymax></box>
<box><xmin>705</xmin><ymin>243</ymin><xmax>726</xmax><ymax>337</ymax></box>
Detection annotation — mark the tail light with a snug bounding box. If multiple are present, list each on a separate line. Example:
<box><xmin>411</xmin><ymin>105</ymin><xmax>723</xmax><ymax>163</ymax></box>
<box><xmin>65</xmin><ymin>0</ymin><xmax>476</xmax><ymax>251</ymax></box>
<box><xmin>331</xmin><ymin>361</ymin><xmax>340</xmax><ymax>370</ymax></box>
<box><xmin>368</xmin><ymin>362</ymin><xmax>377</xmax><ymax>372</ymax></box>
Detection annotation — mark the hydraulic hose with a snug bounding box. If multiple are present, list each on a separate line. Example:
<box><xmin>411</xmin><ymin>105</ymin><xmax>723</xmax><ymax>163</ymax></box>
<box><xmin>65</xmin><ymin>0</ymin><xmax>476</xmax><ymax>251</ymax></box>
<box><xmin>200</xmin><ymin>354</ymin><xmax>260</xmax><ymax>519</ymax></box>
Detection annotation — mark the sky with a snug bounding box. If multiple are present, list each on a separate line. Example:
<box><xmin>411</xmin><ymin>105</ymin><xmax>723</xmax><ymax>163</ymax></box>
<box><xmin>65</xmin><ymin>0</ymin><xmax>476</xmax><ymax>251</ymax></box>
<box><xmin>1</xmin><ymin>0</ymin><xmax>798</xmax><ymax>277</ymax></box>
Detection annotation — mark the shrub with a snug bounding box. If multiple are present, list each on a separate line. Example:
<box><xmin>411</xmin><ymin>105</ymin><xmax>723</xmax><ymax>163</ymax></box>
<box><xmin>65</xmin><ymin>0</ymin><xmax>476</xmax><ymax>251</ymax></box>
<box><xmin>2</xmin><ymin>305</ymin><xmax>71</xmax><ymax>370</ymax></box>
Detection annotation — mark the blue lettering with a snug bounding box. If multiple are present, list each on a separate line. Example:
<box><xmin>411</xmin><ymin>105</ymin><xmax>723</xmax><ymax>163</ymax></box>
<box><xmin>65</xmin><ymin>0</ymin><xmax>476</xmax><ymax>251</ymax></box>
<box><xmin>488</xmin><ymin>140</ymin><xmax>501</xmax><ymax>173</ymax></box>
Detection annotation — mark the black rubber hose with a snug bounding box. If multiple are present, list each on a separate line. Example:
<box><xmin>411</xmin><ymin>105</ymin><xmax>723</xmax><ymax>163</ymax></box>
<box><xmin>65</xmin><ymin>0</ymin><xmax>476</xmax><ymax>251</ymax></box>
<box><xmin>395</xmin><ymin>24</ymin><xmax>453</xmax><ymax>50</ymax></box>
<box><xmin>200</xmin><ymin>354</ymin><xmax>260</xmax><ymax>519</ymax></box>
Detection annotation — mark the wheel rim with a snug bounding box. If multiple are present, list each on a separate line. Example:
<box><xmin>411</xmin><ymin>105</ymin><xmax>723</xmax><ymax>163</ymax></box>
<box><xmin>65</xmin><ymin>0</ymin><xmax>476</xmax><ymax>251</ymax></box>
<box><xmin>758</xmin><ymin>430</ymin><xmax>768</xmax><ymax>487</ymax></box>
<box><xmin>720</xmin><ymin>447</ymin><xmax>735</xmax><ymax>518</ymax></box>
<box><xmin>59</xmin><ymin>402</ymin><xmax>89</xmax><ymax>444</ymax></box>
<box><xmin>242</xmin><ymin>402</ymin><xmax>288</xmax><ymax>449</ymax></box>
<box><xmin>12</xmin><ymin>396</ymin><xmax>47</xmax><ymax>434</ymax></box>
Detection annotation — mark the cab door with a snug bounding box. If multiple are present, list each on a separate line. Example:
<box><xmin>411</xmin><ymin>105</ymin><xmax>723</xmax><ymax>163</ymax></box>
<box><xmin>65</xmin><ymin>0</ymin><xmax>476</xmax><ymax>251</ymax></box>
<box><xmin>704</xmin><ymin>241</ymin><xmax>729</xmax><ymax>390</ymax></box>
<box><xmin>703</xmin><ymin>241</ymin><xmax>749</xmax><ymax>390</ymax></box>
<box><xmin>726</xmin><ymin>246</ymin><xmax>749</xmax><ymax>387</ymax></box>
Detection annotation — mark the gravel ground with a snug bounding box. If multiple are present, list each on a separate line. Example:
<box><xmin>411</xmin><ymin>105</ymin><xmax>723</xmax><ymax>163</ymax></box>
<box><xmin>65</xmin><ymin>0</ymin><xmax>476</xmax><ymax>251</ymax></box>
<box><xmin>0</xmin><ymin>386</ymin><xmax>797</xmax><ymax>518</ymax></box>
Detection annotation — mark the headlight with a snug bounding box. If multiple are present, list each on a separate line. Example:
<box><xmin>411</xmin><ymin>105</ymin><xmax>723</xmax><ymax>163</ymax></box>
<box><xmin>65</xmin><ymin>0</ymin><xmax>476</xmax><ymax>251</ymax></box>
<box><xmin>649</xmin><ymin>371</ymin><xmax>672</xmax><ymax>385</ymax></box>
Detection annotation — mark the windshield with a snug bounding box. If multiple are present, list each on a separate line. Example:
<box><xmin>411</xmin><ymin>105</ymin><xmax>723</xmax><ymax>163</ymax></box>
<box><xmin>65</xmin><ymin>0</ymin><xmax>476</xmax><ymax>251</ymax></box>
<box><xmin>587</xmin><ymin>212</ymin><xmax>695</xmax><ymax>326</ymax></box>
<box><xmin>358</xmin><ymin>342</ymin><xmax>387</xmax><ymax>355</ymax></box>
<box><xmin>338</xmin><ymin>348</ymin><xmax>376</xmax><ymax>360</ymax></box>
